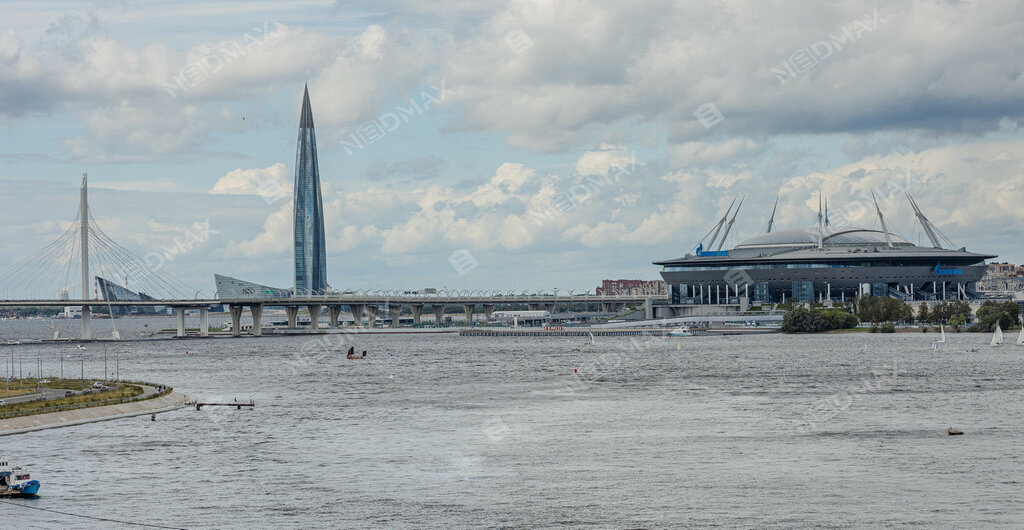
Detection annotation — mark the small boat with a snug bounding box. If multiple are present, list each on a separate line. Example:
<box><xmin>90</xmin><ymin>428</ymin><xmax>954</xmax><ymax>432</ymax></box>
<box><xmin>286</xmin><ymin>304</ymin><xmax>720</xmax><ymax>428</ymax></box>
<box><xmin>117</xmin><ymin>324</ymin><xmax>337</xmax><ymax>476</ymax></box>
<box><xmin>345</xmin><ymin>346</ymin><xmax>365</xmax><ymax>359</ymax></box>
<box><xmin>0</xmin><ymin>461</ymin><xmax>40</xmax><ymax>496</ymax></box>
<box><xmin>991</xmin><ymin>323</ymin><xmax>1003</xmax><ymax>347</ymax></box>
<box><xmin>947</xmin><ymin>427</ymin><xmax>964</xmax><ymax>436</ymax></box>
<box><xmin>931</xmin><ymin>325</ymin><xmax>946</xmax><ymax>351</ymax></box>
<box><xmin>668</xmin><ymin>326</ymin><xmax>695</xmax><ymax>337</ymax></box>
<box><xmin>77</xmin><ymin>344</ymin><xmax>87</xmax><ymax>350</ymax></box>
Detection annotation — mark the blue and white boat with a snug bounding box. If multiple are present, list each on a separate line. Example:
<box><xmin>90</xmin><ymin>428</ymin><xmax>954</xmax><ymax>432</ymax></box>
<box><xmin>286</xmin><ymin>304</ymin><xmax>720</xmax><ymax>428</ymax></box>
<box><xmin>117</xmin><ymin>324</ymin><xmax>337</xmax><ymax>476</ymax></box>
<box><xmin>0</xmin><ymin>461</ymin><xmax>40</xmax><ymax>496</ymax></box>
<box><xmin>668</xmin><ymin>326</ymin><xmax>698</xmax><ymax>337</ymax></box>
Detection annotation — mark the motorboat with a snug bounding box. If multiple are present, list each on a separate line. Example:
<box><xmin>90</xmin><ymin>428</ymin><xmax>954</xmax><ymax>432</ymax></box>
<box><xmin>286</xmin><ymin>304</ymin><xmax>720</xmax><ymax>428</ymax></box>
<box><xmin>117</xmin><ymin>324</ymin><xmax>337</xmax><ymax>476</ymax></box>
<box><xmin>0</xmin><ymin>461</ymin><xmax>40</xmax><ymax>497</ymax></box>
<box><xmin>668</xmin><ymin>326</ymin><xmax>697</xmax><ymax>337</ymax></box>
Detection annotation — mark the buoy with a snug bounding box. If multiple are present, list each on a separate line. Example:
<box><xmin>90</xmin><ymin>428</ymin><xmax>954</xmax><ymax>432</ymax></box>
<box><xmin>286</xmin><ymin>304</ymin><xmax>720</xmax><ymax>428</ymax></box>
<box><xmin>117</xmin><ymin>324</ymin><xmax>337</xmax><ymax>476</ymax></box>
<box><xmin>574</xmin><ymin>368</ymin><xmax>578</xmax><ymax>373</ymax></box>
<box><xmin>151</xmin><ymin>413</ymin><xmax>156</xmax><ymax>421</ymax></box>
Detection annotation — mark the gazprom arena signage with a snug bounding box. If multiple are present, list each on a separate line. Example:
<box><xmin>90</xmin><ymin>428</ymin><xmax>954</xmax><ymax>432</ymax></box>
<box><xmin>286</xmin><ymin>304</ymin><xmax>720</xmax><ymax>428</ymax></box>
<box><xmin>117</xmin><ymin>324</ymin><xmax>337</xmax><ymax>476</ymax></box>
<box><xmin>695</xmin><ymin>243</ymin><xmax>728</xmax><ymax>257</ymax></box>
<box><xmin>934</xmin><ymin>263</ymin><xmax>962</xmax><ymax>276</ymax></box>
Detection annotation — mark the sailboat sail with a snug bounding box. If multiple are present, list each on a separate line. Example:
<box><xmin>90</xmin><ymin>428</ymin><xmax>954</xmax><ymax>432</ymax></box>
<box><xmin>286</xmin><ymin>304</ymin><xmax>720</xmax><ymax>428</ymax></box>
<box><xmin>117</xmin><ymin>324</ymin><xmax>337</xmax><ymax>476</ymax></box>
<box><xmin>1017</xmin><ymin>327</ymin><xmax>1024</xmax><ymax>346</ymax></box>
<box><xmin>589</xmin><ymin>332</ymin><xmax>595</xmax><ymax>346</ymax></box>
<box><xmin>931</xmin><ymin>324</ymin><xmax>946</xmax><ymax>351</ymax></box>
<box><xmin>991</xmin><ymin>323</ymin><xmax>1004</xmax><ymax>346</ymax></box>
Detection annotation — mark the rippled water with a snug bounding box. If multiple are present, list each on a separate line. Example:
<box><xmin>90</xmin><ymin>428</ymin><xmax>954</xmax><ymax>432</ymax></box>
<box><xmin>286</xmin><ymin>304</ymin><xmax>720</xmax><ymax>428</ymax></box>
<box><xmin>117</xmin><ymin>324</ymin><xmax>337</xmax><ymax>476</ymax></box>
<box><xmin>3</xmin><ymin>318</ymin><xmax>1024</xmax><ymax>528</ymax></box>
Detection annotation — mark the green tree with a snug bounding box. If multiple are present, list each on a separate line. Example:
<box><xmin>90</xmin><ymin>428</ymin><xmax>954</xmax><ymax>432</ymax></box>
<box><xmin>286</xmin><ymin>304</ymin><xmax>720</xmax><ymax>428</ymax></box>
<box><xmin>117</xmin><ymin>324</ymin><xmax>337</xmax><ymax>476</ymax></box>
<box><xmin>782</xmin><ymin>307</ymin><xmax>858</xmax><ymax>333</ymax></box>
<box><xmin>972</xmin><ymin>300</ymin><xmax>1017</xmax><ymax>332</ymax></box>
<box><xmin>917</xmin><ymin>302</ymin><xmax>930</xmax><ymax>324</ymax></box>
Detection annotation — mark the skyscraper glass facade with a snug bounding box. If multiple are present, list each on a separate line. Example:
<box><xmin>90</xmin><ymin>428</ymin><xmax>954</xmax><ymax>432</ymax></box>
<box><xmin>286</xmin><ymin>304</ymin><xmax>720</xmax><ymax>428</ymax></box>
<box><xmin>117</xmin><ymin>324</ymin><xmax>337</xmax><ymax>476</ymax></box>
<box><xmin>293</xmin><ymin>85</ymin><xmax>328</xmax><ymax>295</ymax></box>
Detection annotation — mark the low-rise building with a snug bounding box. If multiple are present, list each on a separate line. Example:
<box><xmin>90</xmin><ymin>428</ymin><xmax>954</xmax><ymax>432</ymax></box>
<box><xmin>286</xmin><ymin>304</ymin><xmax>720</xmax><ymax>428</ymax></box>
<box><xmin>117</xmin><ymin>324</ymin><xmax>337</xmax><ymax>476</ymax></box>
<box><xmin>595</xmin><ymin>279</ymin><xmax>667</xmax><ymax>296</ymax></box>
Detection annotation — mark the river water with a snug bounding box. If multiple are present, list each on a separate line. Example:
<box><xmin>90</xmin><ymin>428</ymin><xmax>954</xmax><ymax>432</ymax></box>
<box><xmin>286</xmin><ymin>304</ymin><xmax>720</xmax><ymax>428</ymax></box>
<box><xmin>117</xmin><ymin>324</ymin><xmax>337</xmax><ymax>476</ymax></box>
<box><xmin>2</xmin><ymin>317</ymin><xmax>1024</xmax><ymax>528</ymax></box>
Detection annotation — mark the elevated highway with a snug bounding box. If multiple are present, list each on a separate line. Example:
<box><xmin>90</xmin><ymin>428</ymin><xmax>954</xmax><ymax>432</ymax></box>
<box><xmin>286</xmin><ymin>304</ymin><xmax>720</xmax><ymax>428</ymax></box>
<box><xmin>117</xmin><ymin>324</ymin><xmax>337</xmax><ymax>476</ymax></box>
<box><xmin>0</xmin><ymin>292</ymin><xmax>665</xmax><ymax>338</ymax></box>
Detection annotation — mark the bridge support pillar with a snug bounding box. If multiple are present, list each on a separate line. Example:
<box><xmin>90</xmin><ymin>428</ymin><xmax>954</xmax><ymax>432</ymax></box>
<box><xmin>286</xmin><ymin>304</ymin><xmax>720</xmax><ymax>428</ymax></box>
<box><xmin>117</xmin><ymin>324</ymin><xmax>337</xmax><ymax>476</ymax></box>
<box><xmin>482</xmin><ymin>304</ymin><xmax>495</xmax><ymax>322</ymax></box>
<box><xmin>528</xmin><ymin>303</ymin><xmax>539</xmax><ymax>311</ymax></box>
<box><xmin>307</xmin><ymin>305</ymin><xmax>321</xmax><ymax>330</ymax></box>
<box><xmin>328</xmin><ymin>305</ymin><xmax>342</xmax><ymax>328</ymax></box>
<box><xmin>175</xmin><ymin>307</ymin><xmax>186</xmax><ymax>338</ymax></box>
<box><xmin>366</xmin><ymin>305</ymin><xmax>378</xmax><ymax>328</ymax></box>
<box><xmin>432</xmin><ymin>305</ymin><xmax>446</xmax><ymax>327</ymax></box>
<box><xmin>389</xmin><ymin>305</ymin><xmax>401</xmax><ymax>328</ymax></box>
<box><xmin>285</xmin><ymin>306</ymin><xmax>299</xmax><ymax>328</ymax></box>
<box><xmin>200</xmin><ymin>307</ymin><xmax>209</xmax><ymax>337</ymax></box>
<box><xmin>411</xmin><ymin>305</ymin><xmax>423</xmax><ymax>325</ymax></box>
<box><xmin>544</xmin><ymin>303</ymin><xmax>555</xmax><ymax>314</ymax></box>
<box><xmin>349</xmin><ymin>304</ymin><xmax>364</xmax><ymax>327</ymax></box>
<box><xmin>644</xmin><ymin>299</ymin><xmax>654</xmax><ymax>320</ymax></box>
<box><xmin>600</xmin><ymin>302</ymin><xmax>609</xmax><ymax>313</ymax></box>
<box><xmin>462</xmin><ymin>304</ymin><xmax>475</xmax><ymax>325</ymax></box>
<box><xmin>229</xmin><ymin>305</ymin><xmax>243</xmax><ymax>337</ymax></box>
<box><xmin>81</xmin><ymin>305</ymin><xmax>92</xmax><ymax>340</ymax></box>
<box><xmin>250</xmin><ymin>304</ymin><xmax>263</xmax><ymax>336</ymax></box>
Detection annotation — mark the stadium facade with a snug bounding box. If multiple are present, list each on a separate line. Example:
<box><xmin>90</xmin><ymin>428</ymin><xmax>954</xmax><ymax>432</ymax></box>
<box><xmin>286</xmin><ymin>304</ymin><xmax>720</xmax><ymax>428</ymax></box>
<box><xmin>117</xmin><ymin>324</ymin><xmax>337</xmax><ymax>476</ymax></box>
<box><xmin>654</xmin><ymin>194</ymin><xmax>996</xmax><ymax>313</ymax></box>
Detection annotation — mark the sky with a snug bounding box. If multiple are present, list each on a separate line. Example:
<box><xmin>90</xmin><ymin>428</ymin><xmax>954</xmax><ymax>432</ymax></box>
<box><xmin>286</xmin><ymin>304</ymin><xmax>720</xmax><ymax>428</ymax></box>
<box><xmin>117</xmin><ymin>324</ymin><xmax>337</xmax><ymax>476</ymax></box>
<box><xmin>1</xmin><ymin>0</ymin><xmax>1023</xmax><ymax>298</ymax></box>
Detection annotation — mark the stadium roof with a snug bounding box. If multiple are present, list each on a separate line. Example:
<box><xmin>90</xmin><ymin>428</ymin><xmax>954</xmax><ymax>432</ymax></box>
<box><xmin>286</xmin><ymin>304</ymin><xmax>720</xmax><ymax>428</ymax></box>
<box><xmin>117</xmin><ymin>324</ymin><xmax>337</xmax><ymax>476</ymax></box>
<box><xmin>734</xmin><ymin>228</ymin><xmax>912</xmax><ymax>249</ymax></box>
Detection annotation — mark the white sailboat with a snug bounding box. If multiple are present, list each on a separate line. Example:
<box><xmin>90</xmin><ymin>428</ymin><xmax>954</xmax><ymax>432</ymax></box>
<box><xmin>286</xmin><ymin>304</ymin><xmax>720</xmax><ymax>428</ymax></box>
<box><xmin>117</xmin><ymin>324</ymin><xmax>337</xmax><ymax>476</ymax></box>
<box><xmin>991</xmin><ymin>323</ymin><xmax>1004</xmax><ymax>347</ymax></box>
<box><xmin>931</xmin><ymin>325</ymin><xmax>946</xmax><ymax>351</ymax></box>
<box><xmin>1016</xmin><ymin>326</ymin><xmax>1023</xmax><ymax>347</ymax></box>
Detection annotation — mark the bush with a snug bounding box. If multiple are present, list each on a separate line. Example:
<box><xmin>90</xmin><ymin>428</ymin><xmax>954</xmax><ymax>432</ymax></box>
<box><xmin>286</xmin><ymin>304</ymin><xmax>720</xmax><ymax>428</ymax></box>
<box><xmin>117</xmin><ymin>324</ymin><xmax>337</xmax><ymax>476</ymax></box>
<box><xmin>880</xmin><ymin>322</ymin><xmax>896</xmax><ymax>333</ymax></box>
<box><xmin>782</xmin><ymin>307</ymin><xmax>858</xmax><ymax>333</ymax></box>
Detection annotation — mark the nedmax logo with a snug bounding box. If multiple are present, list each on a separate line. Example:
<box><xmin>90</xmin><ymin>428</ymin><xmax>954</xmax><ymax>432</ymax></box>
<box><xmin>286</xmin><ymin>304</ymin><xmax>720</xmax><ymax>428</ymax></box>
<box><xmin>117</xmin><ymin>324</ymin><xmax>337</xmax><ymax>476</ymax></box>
<box><xmin>934</xmin><ymin>263</ymin><xmax>962</xmax><ymax>276</ymax></box>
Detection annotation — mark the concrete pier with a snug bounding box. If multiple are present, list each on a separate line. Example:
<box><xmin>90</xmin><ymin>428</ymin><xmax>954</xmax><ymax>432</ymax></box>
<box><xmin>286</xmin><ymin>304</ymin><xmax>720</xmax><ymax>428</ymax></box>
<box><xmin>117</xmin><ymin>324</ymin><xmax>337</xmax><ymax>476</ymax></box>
<box><xmin>250</xmin><ymin>304</ymin><xmax>263</xmax><ymax>336</ymax></box>
<box><xmin>307</xmin><ymin>304</ymin><xmax>321</xmax><ymax>330</ymax></box>
<box><xmin>350</xmin><ymin>304</ymin><xmax>365</xmax><ymax>328</ymax></box>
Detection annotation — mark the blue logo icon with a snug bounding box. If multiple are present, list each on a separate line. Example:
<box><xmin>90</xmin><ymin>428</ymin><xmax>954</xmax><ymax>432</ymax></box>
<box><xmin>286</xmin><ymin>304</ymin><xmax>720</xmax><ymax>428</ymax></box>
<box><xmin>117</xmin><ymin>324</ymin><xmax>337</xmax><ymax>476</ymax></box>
<box><xmin>934</xmin><ymin>263</ymin><xmax>962</xmax><ymax>276</ymax></box>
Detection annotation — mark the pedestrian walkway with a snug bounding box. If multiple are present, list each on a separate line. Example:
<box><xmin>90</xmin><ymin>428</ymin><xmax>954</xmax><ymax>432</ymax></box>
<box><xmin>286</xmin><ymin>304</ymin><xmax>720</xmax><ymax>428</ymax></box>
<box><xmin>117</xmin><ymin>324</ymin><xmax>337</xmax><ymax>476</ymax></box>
<box><xmin>0</xmin><ymin>385</ymin><xmax>190</xmax><ymax>436</ymax></box>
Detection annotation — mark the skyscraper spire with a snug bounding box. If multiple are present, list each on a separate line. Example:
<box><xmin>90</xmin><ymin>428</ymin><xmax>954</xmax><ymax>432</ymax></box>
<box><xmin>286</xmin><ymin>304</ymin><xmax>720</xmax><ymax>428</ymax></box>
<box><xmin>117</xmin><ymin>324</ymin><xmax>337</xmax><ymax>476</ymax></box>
<box><xmin>293</xmin><ymin>85</ymin><xmax>328</xmax><ymax>295</ymax></box>
<box><xmin>299</xmin><ymin>84</ymin><xmax>314</xmax><ymax>129</ymax></box>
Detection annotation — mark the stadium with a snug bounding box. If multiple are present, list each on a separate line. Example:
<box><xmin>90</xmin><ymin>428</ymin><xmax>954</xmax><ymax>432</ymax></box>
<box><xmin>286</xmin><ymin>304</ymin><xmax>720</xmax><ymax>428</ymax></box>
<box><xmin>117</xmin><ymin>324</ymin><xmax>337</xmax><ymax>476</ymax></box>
<box><xmin>654</xmin><ymin>193</ymin><xmax>996</xmax><ymax>313</ymax></box>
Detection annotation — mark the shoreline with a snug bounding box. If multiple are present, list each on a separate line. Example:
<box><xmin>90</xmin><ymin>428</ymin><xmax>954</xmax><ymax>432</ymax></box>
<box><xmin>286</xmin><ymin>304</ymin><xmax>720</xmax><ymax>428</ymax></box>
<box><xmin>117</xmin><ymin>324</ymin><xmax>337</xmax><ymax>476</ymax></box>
<box><xmin>0</xmin><ymin>388</ymin><xmax>190</xmax><ymax>436</ymax></box>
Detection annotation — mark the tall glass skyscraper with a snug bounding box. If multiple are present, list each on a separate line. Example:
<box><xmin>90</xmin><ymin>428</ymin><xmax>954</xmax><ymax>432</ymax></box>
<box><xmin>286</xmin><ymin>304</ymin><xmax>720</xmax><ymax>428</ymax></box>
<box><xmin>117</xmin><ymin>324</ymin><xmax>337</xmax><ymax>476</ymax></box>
<box><xmin>293</xmin><ymin>85</ymin><xmax>328</xmax><ymax>295</ymax></box>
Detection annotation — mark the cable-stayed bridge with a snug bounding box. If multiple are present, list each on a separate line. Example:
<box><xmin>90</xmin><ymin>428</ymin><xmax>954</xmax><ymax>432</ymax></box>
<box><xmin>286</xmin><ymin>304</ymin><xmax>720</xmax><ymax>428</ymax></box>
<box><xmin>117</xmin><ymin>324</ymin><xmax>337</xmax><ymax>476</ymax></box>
<box><xmin>0</xmin><ymin>175</ymin><xmax>662</xmax><ymax>339</ymax></box>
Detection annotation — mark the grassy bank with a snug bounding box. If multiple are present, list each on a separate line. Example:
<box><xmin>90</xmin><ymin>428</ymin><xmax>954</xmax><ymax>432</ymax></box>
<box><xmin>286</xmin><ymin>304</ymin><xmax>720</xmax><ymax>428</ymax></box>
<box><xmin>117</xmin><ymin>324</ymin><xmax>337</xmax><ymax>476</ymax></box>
<box><xmin>0</xmin><ymin>379</ymin><xmax>151</xmax><ymax>419</ymax></box>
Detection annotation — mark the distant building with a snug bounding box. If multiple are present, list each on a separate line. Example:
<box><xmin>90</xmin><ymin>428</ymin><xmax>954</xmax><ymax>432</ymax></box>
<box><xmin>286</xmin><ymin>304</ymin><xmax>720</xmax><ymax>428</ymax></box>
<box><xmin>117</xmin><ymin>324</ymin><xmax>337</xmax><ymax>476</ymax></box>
<box><xmin>215</xmin><ymin>86</ymin><xmax>330</xmax><ymax>297</ymax></box>
<box><xmin>215</xmin><ymin>274</ymin><xmax>290</xmax><ymax>299</ymax></box>
<box><xmin>979</xmin><ymin>262</ymin><xmax>1024</xmax><ymax>291</ymax></box>
<box><xmin>653</xmin><ymin>194</ymin><xmax>995</xmax><ymax>317</ymax></box>
<box><xmin>95</xmin><ymin>276</ymin><xmax>163</xmax><ymax>315</ymax></box>
<box><xmin>596</xmin><ymin>279</ymin><xmax>667</xmax><ymax>296</ymax></box>
<box><xmin>293</xmin><ymin>85</ymin><xmax>328</xmax><ymax>295</ymax></box>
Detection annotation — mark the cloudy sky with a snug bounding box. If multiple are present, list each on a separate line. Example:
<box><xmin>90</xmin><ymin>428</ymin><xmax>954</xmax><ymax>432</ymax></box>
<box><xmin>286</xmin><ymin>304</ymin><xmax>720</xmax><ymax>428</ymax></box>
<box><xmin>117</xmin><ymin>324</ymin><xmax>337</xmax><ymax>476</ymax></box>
<box><xmin>1</xmin><ymin>0</ymin><xmax>1023</xmax><ymax>297</ymax></box>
